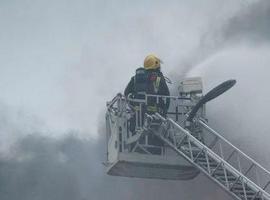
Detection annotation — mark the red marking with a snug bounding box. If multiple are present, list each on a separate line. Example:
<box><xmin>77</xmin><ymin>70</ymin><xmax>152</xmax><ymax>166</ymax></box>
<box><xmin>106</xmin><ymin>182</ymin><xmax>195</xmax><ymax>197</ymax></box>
<box><xmin>149</xmin><ymin>74</ymin><xmax>157</xmax><ymax>81</ymax></box>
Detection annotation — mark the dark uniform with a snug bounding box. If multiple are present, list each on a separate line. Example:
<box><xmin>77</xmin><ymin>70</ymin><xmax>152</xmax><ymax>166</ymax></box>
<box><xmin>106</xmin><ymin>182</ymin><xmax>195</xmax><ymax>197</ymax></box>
<box><xmin>124</xmin><ymin>67</ymin><xmax>170</xmax><ymax>114</ymax></box>
<box><xmin>124</xmin><ymin>67</ymin><xmax>170</xmax><ymax>135</ymax></box>
<box><xmin>124</xmin><ymin>67</ymin><xmax>170</xmax><ymax>152</ymax></box>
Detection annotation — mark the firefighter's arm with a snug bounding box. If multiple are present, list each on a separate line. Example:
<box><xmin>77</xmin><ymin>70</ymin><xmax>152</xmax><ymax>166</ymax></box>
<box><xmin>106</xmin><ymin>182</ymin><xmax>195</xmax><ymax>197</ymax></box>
<box><xmin>124</xmin><ymin>77</ymin><xmax>134</xmax><ymax>97</ymax></box>
<box><xmin>160</xmin><ymin>77</ymin><xmax>170</xmax><ymax>110</ymax></box>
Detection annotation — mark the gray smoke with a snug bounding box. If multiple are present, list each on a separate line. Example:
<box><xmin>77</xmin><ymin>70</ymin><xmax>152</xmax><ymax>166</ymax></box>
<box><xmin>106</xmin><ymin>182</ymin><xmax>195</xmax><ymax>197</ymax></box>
<box><xmin>0</xmin><ymin>136</ymin><xmax>229</xmax><ymax>200</ymax></box>
<box><xmin>0</xmin><ymin>103</ymin><xmax>229</xmax><ymax>200</ymax></box>
<box><xmin>172</xmin><ymin>0</ymin><xmax>270</xmax><ymax>78</ymax></box>
<box><xmin>187</xmin><ymin>0</ymin><xmax>270</xmax><ymax>174</ymax></box>
<box><xmin>222</xmin><ymin>0</ymin><xmax>270</xmax><ymax>44</ymax></box>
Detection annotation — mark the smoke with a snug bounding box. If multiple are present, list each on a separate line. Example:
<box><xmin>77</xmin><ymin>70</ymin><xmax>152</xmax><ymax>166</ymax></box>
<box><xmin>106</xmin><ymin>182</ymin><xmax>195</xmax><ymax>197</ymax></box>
<box><xmin>187</xmin><ymin>0</ymin><xmax>270</xmax><ymax>170</ymax></box>
<box><xmin>0</xmin><ymin>102</ymin><xmax>229</xmax><ymax>200</ymax></box>
<box><xmin>172</xmin><ymin>0</ymin><xmax>270</xmax><ymax>78</ymax></box>
<box><xmin>222</xmin><ymin>0</ymin><xmax>270</xmax><ymax>44</ymax></box>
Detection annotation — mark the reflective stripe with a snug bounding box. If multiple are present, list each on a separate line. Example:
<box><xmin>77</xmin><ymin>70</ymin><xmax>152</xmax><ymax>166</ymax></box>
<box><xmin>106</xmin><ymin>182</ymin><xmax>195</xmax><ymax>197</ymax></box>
<box><xmin>153</xmin><ymin>77</ymin><xmax>161</xmax><ymax>93</ymax></box>
<box><xmin>147</xmin><ymin>106</ymin><xmax>158</xmax><ymax>112</ymax></box>
<box><xmin>134</xmin><ymin>106</ymin><xmax>140</xmax><ymax>111</ymax></box>
<box><xmin>156</xmin><ymin>77</ymin><xmax>161</xmax><ymax>87</ymax></box>
<box><xmin>134</xmin><ymin>105</ymin><xmax>157</xmax><ymax>112</ymax></box>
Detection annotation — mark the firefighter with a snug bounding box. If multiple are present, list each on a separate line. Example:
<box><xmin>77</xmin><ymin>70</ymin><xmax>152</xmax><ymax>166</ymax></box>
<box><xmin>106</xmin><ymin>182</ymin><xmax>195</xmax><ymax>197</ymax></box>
<box><xmin>124</xmin><ymin>54</ymin><xmax>170</xmax><ymax>135</ymax></box>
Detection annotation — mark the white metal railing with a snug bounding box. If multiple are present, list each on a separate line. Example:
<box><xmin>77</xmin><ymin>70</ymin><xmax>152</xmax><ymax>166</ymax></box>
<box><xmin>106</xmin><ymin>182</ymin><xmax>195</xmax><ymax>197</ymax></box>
<box><xmin>148</xmin><ymin>113</ymin><xmax>270</xmax><ymax>200</ymax></box>
<box><xmin>106</xmin><ymin>92</ymin><xmax>270</xmax><ymax>199</ymax></box>
<box><xmin>106</xmin><ymin>93</ymin><xmax>204</xmax><ymax>156</ymax></box>
<box><xmin>198</xmin><ymin>119</ymin><xmax>270</xmax><ymax>195</ymax></box>
<box><xmin>126</xmin><ymin>92</ymin><xmax>203</xmax><ymax>129</ymax></box>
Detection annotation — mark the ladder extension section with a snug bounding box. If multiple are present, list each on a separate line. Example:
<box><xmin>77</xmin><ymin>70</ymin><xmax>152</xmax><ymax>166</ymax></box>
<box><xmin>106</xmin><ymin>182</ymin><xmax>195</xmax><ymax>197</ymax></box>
<box><xmin>147</xmin><ymin>113</ymin><xmax>270</xmax><ymax>200</ymax></box>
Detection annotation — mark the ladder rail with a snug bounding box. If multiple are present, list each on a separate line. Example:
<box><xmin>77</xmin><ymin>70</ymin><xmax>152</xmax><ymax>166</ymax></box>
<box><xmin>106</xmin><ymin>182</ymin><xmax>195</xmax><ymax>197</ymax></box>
<box><xmin>198</xmin><ymin>119</ymin><xmax>270</xmax><ymax>178</ymax></box>
<box><xmin>168</xmin><ymin>118</ymin><xmax>254</xmax><ymax>178</ymax></box>
<box><xmin>199</xmin><ymin>119</ymin><xmax>270</xmax><ymax>194</ymax></box>
<box><xmin>154</xmin><ymin>114</ymin><xmax>270</xmax><ymax>200</ymax></box>
<box><xmin>106</xmin><ymin>94</ymin><xmax>270</xmax><ymax>199</ymax></box>
<box><xmin>157</xmin><ymin>132</ymin><xmax>243</xmax><ymax>200</ymax></box>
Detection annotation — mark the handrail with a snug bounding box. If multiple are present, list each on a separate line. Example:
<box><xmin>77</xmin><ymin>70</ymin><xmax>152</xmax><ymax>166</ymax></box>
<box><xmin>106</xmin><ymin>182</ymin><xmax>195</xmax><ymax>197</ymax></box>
<box><xmin>154</xmin><ymin>113</ymin><xmax>270</xmax><ymax>199</ymax></box>
<box><xmin>126</xmin><ymin>93</ymin><xmax>192</xmax><ymax>102</ymax></box>
<box><xmin>108</xmin><ymin>93</ymin><xmax>197</xmax><ymax>110</ymax></box>
<box><xmin>198</xmin><ymin>119</ymin><xmax>270</xmax><ymax>177</ymax></box>
<box><xmin>167</xmin><ymin>118</ymin><xmax>248</xmax><ymax>178</ymax></box>
<box><xmin>106</xmin><ymin>93</ymin><xmax>270</xmax><ymax>199</ymax></box>
<box><xmin>107</xmin><ymin>93</ymin><xmax>125</xmax><ymax>109</ymax></box>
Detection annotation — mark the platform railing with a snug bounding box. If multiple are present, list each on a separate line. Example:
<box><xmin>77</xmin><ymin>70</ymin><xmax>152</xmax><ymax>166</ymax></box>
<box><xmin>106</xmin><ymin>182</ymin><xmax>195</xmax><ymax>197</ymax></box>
<box><xmin>106</xmin><ymin>93</ymin><xmax>203</xmax><ymax>156</ymax></box>
<box><xmin>125</xmin><ymin>93</ymin><xmax>202</xmax><ymax>129</ymax></box>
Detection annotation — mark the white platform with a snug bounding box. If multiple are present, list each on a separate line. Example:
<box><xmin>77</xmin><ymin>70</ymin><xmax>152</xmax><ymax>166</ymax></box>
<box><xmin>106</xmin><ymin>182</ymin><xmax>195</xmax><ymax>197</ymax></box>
<box><xmin>107</xmin><ymin>152</ymin><xmax>200</xmax><ymax>180</ymax></box>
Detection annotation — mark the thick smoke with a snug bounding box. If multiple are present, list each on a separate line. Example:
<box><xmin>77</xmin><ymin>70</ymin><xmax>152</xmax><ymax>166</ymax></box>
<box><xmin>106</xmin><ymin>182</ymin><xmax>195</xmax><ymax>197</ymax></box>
<box><xmin>172</xmin><ymin>0</ymin><xmax>270</xmax><ymax>78</ymax></box>
<box><xmin>0</xmin><ymin>136</ymin><xmax>229</xmax><ymax>200</ymax></box>
<box><xmin>0</xmin><ymin>103</ymin><xmax>228</xmax><ymax>200</ymax></box>
<box><xmin>222</xmin><ymin>0</ymin><xmax>270</xmax><ymax>44</ymax></box>
<box><xmin>187</xmin><ymin>0</ymin><xmax>270</xmax><ymax>171</ymax></box>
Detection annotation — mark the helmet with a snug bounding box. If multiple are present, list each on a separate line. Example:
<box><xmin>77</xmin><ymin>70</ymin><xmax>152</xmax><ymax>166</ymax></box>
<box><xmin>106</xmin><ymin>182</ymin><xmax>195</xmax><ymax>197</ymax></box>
<box><xmin>143</xmin><ymin>54</ymin><xmax>162</xmax><ymax>70</ymax></box>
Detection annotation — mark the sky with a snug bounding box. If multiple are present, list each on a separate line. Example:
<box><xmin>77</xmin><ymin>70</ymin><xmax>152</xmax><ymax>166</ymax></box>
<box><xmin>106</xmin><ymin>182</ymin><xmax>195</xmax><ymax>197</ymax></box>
<box><xmin>0</xmin><ymin>0</ymin><xmax>269</xmax><ymax>199</ymax></box>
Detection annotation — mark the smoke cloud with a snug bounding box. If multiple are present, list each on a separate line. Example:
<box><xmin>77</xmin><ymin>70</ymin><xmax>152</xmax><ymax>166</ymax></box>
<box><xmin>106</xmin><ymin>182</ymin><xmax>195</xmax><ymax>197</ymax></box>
<box><xmin>0</xmin><ymin>102</ymin><xmax>230</xmax><ymax>200</ymax></box>
<box><xmin>187</xmin><ymin>0</ymin><xmax>270</xmax><ymax>172</ymax></box>
<box><xmin>173</xmin><ymin>0</ymin><xmax>270</xmax><ymax>78</ymax></box>
<box><xmin>222</xmin><ymin>0</ymin><xmax>270</xmax><ymax>44</ymax></box>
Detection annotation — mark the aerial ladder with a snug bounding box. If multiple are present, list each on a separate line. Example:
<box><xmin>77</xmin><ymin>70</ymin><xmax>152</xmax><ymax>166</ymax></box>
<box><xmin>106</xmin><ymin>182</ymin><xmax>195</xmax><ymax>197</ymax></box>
<box><xmin>105</xmin><ymin>77</ymin><xmax>270</xmax><ymax>200</ymax></box>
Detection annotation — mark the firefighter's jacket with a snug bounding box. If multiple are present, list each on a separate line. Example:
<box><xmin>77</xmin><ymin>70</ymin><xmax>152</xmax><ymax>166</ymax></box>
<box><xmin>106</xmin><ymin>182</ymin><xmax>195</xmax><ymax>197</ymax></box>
<box><xmin>124</xmin><ymin>68</ymin><xmax>170</xmax><ymax>114</ymax></box>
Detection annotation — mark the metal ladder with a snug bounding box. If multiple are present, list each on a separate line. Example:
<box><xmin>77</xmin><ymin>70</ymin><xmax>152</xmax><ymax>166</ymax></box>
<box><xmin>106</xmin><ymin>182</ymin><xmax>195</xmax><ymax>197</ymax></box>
<box><xmin>146</xmin><ymin>113</ymin><xmax>270</xmax><ymax>200</ymax></box>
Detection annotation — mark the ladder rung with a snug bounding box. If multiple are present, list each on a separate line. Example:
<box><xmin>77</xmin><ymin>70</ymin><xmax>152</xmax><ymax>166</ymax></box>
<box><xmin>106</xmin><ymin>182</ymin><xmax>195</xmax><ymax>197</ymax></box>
<box><xmin>232</xmin><ymin>182</ymin><xmax>247</xmax><ymax>188</ymax></box>
<box><xmin>217</xmin><ymin>175</ymin><xmax>237</xmax><ymax>179</ymax></box>
<box><xmin>214</xmin><ymin>171</ymin><xmax>235</xmax><ymax>177</ymax></box>
<box><xmin>234</xmin><ymin>192</ymin><xmax>256</xmax><ymax>199</ymax></box>
<box><xmin>197</xmin><ymin>160</ymin><xmax>218</xmax><ymax>165</ymax></box>
<box><xmin>181</xmin><ymin>145</ymin><xmax>201</xmax><ymax>151</ymax></box>
<box><xmin>233</xmin><ymin>187</ymin><xmax>255</xmax><ymax>193</ymax></box>
<box><xmin>216</xmin><ymin>176</ymin><xmax>237</xmax><ymax>183</ymax></box>
<box><xmin>197</xmin><ymin>161</ymin><xmax>218</xmax><ymax>168</ymax></box>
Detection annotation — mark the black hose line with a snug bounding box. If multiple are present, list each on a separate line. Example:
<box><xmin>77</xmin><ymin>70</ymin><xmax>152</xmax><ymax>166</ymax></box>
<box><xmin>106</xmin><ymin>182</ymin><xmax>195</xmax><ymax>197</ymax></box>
<box><xmin>186</xmin><ymin>79</ymin><xmax>236</xmax><ymax>122</ymax></box>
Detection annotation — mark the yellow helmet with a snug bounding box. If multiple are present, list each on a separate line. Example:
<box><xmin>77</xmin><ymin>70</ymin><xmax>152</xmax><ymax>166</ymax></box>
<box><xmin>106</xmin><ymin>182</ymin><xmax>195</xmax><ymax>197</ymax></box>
<box><xmin>143</xmin><ymin>54</ymin><xmax>162</xmax><ymax>70</ymax></box>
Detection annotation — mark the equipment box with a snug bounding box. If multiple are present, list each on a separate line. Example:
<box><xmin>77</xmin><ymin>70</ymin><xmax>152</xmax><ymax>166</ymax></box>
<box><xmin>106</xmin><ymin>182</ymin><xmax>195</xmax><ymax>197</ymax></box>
<box><xmin>178</xmin><ymin>77</ymin><xmax>203</xmax><ymax>94</ymax></box>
